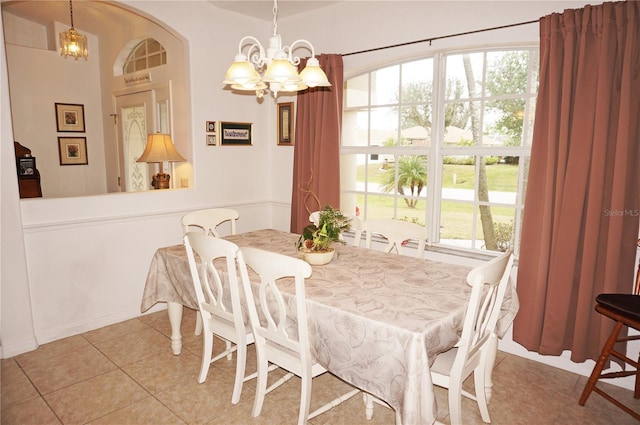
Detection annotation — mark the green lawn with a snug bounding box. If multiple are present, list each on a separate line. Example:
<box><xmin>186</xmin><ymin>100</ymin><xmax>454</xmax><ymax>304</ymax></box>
<box><xmin>353</xmin><ymin>163</ymin><xmax>518</xmax><ymax>241</ymax></box>
<box><xmin>358</xmin><ymin>163</ymin><xmax>518</xmax><ymax>191</ymax></box>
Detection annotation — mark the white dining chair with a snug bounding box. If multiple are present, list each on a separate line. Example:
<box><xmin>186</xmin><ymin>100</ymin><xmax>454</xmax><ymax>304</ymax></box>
<box><xmin>364</xmin><ymin>250</ymin><xmax>514</xmax><ymax>424</ymax></box>
<box><xmin>181</xmin><ymin>208</ymin><xmax>239</xmax><ymax>237</ymax></box>
<box><xmin>308</xmin><ymin>210</ymin><xmax>321</xmax><ymax>226</ymax></box>
<box><xmin>182</xmin><ymin>208</ymin><xmax>240</xmax><ymax>335</ymax></box>
<box><xmin>238</xmin><ymin>247</ymin><xmax>361</xmax><ymax>425</ymax></box>
<box><xmin>361</xmin><ymin>218</ymin><xmax>427</xmax><ymax>257</ymax></box>
<box><xmin>430</xmin><ymin>250</ymin><xmax>514</xmax><ymax>425</ymax></box>
<box><xmin>183</xmin><ymin>232</ymin><xmax>253</xmax><ymax>405</ymax></box>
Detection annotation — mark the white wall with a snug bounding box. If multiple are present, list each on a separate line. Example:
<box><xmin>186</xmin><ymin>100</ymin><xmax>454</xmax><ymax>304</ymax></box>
<box><xmin>1</xmin><ymin>14</ymin><xmax>37</xmax><ymax>356</ymax></box>
<box><xmin>1</xmin><ymin>0</ymin><xmax>276</xmax><ymax>357</ymax></box>
<box><xmin>6</xmin><ymin>39</ymin><xmax>107</xmax><ymax>198</ymax></box>
<box><xmin>3</xmin><ymin>0</ymin><xmax>615</xmax><ymax>388</ymax></box>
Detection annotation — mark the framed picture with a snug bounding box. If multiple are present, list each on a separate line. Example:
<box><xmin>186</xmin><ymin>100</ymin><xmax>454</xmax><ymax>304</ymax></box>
<box><xmin>17</xmin><ymin>157</ymin><xmax>36</xmax><ymax>176</ymax></box>
<box><xmin>206</xmin><ymin>134</ymin><xmax>217</xmax><ymax>146</ymax></box>
<box><xmin>205</xmin><ymin>121</ymin><xmax>217</xmax><ymax>133</ymax></box>
<box><xmin>277</xmin><ymin>102</ymin><xmax>294</xmax><ymax>145</ymax></box>
<box><xmin>55</xmin><ymin>103</ymin><xmax>85</xmax><ymax>132</ymax></box>
<box><xmin>220</xmin><ymin>122</ymin><xmax>252</xmax><ymax>146</ymax></box>
<box><xmin>58</xmin><ymin>137</ymin><xmax>88</xmax><ymax>165</ymax></box>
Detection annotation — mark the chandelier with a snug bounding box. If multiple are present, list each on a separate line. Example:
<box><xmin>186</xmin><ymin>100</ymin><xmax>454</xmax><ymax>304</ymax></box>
<box><xmin>223</xmin><ymin>0</ymin><xmax>331</xmax><ymax>99</ymax></box>
<box><xmin>59</xmin><ymin>0</ymin><xmax>88</xmax><ymax>60</ymax></box>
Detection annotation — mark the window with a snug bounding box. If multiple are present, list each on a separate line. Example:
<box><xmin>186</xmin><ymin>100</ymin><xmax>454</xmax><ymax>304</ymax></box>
<box><xmin>341</xmin><ymin>48</ymin><xmax>538</xmax><ymax>257</ymax></box>
<box><xmin>123</xmin><ymin>38</ymin><xmax>167</xmax><ymax>74</ymax></box>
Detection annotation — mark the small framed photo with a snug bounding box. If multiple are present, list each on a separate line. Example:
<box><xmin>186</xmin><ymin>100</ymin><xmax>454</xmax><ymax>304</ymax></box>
<box><xmin>18</xmin><ymin>157</ymin><xmax>36</xmax><ymax>176</ymax></box>
<box><xmin>220</xmin><ymin>122</ymin><xmax>252</xmax><ymax>146</ymax></box>
<box><xmin>55</xmin><ymin>103</ymin><xmax>85</xmax><ymax>132</ymax></box>
<box><xmin>277</xmin><ymin>102</ymin><xmax>294</xmax><ymax>145</ymax></box>
<box><xmin>206</xmin><ymin>121</ymin><xmax>217</xmax><ymax>133</ymax></box>
<box><xmin>206</xmin><ymin>134</ymin><xmax>217</xmax><ymax>146</ymax></box>
<box><xmin>58</xmin><ymin>137</ymin><xmax>88</xmax><ymax>165</ymax></box>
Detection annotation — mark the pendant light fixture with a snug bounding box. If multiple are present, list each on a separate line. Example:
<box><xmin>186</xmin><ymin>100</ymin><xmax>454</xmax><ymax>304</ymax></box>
<box><xmin>59</xmin><ymin>0</ymin><xmax>88</xmax><ymax>60</ymax></box>
<box><xmin>223</xmin><ymin>0</ymin><xmax>330</xmax><ymax>99</ymax></box>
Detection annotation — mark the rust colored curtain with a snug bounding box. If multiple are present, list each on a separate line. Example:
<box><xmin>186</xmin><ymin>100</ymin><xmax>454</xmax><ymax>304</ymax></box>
<box><xmin>513</xmin><ymin>1</ymin><xmax>640</xmax><ymax>362</ymax></box>
<box><xmin>290</xmin><ymin>54</ymin><xmax>344</xmax><ymax>234</ymax></box>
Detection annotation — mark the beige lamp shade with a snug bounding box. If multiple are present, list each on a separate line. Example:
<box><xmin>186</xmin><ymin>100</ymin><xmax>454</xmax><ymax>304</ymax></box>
<box><xmin>137</xmin><ymin>133</ymin><xmax>185</xmax><ymax>164</ymax></box>
<box><xmin>299</xmin><ymin>58</ymin><xmax>331</xmax><ymax>87</ymax></box>
<box><xmin>223</xmin><ymin>58</ymin><xmax>262</xmax><ymax>86</ymax></box>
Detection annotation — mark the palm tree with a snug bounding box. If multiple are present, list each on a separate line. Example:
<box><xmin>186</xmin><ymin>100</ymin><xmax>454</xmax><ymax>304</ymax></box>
<box><xmin>380</xmin><ymin>155</ymin><xmax>427</xmax><ymax>208</ymax></box>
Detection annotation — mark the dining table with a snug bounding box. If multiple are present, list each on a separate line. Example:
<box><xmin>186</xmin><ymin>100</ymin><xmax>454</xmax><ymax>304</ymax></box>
<box><xmin>140</xmin><ymin>228</ymin><xmax>519</xmax><ymax>425</ymax></box>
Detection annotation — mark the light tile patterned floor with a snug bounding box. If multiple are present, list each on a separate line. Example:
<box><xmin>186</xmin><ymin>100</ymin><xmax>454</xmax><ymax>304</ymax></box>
<box><xmin>2</xmin><ymin>308</ymin><xmax>639</xmax><ymax>424</ymax></box>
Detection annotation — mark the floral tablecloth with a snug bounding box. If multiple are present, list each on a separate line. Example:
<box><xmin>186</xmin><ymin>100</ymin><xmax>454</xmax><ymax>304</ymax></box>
<box><xmin>141</xmin><ymin>228</ymin><xmax>519</xmax><ymax>425</ymax></box>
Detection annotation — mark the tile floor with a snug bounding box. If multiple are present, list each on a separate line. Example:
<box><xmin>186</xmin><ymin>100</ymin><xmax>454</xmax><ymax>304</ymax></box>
<box><xmin>2</xmin><ymin>307</ymin><xmax>640</xmax><ymax>425</ymax></box>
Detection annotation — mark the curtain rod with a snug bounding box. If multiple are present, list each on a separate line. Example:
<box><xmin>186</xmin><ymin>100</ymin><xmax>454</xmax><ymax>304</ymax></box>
<box><xmin>342</xmin><ymin>19</ymin><xmax>539</xmax><ymax>57</ymax></box>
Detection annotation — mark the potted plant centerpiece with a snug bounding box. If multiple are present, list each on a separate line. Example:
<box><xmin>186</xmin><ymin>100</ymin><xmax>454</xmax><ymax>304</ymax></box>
<box><xmin>297</xmin><ymin>205</ymin><xmax>351</xmax><ymax>265</ymax></box>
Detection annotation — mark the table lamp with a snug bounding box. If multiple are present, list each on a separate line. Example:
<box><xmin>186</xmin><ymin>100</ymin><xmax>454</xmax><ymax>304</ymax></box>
<box><xmin>137</xmin><ymin>133</ymin><xmax>186</xmax><ymax>189</ymax></box>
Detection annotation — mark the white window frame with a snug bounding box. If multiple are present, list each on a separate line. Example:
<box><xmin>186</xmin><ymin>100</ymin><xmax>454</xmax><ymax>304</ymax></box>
<box><xmin>341</xmin><ymin>46</ymin><xmax>538</xmax><ymax>258</ymax></box>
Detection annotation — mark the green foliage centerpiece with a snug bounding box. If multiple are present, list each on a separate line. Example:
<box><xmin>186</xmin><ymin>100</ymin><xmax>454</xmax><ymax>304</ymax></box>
<box><xmin>297</xmin><ymin>205</ymin><xmax>351</xmax><ymax>265</ymax></box>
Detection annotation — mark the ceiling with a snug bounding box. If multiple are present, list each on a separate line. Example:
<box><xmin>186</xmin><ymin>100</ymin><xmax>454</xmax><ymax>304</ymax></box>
<box><xmin>1</xmin><ymin>1</ymin><xmax>137</xmax><ymax>34</ymax></box>
<box><xmin>0</xmin><ymin>1</ymin><xmax>340</xmax><ymax>36</ymax></box>
<box><xmin>208</xmin><ymin>1</ymin><xmax>340</xmax><ymax>21</ymax></box>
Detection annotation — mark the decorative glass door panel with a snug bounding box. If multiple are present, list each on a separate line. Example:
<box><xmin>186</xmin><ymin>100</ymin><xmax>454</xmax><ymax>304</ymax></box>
<box><xmin>115</xmin><ymin>91</ymin><xmax>155</xmax><ymax>191</ymax></box>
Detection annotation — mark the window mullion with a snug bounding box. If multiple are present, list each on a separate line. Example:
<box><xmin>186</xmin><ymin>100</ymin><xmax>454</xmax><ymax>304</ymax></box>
<box><xmin>428</xmin><ymin>52</ymin><xmax>446</xmax><ymax>245</ymax></box>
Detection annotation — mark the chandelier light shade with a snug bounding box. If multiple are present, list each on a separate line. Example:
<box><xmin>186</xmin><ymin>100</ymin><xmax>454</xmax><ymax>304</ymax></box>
<box><xmin>137</xmin><ymin>133</ymin><xmax>186</xmax><ymax>189</ymax></box>
<box><xmin>223</xmin><ymin>0</ymin><xmax>331</xmax><ymax>99</ymax></box>
<box><xmin>59</xmin><ymin>0</ymin><xmax>88</xmax><ymax>60</ymax></box>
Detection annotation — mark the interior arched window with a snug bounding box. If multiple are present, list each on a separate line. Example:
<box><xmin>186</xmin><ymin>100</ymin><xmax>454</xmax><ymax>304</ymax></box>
<box><xmin>123</xmin><ymin>38</ymin><xmax>167</xmax><ymax>74</ymax></box>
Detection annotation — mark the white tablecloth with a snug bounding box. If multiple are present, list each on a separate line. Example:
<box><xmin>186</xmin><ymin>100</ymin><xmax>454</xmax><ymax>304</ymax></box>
<box><xmin>141</xmin><ymin>229</ymin><xmax>519</xmax><ymax>425</ymax></box>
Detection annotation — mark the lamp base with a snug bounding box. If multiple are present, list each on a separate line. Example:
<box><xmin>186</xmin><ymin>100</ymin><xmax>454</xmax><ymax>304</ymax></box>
<box><xmin>151</xmin><ymin>173</ymin><xmax>170</xmax><ymax>190</ymax></box>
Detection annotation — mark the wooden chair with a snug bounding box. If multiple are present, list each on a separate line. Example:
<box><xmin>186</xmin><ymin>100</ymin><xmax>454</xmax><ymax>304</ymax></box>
<box><xmin>362</xmin><ymin>218</ymin><xmax>427</xmax><ymax>257</ymax></box>
<box><xmin>181</xmin><ymin>208</ymin><xmax>239</xmax><ymax>237</ymax></box>
<box><xmin>364</xmin><ymin>250</ymin><xmax>514</xmax><ymax>425</ymax></box>
<box><xmin>238</xmin><ymin>247</ymin><xmax>361</xmax><ymax>424</ymax></box>
<box><xmin>183</xmin><ymin>232</ymin><xmax>253</xmax><ymax>404</ymax></box>
<box><xmin>578</xmin><ymin>294</ymin><xmax>640</xmax><ymax>420</ymax></box>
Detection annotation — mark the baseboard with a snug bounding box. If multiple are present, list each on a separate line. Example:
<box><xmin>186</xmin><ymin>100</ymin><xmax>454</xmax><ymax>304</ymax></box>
<box><xmin>31</xmin><ymin>304</ymin><xmax>166</xmax><ymax>351</ymax></box>
<box><xmin>498</xmin><ymin>339</ymin><xmax>635</xmax><ymax>391</ymax></box>
<box><xmin>0</xmin><ymin>336</ymin><xmax>39</xmax><ymax>359</ymax></box>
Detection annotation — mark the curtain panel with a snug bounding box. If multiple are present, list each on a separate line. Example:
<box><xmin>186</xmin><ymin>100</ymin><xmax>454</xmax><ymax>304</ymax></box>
<box><xmin>513</xmin><ymin>1</ymin><xmax>640</xmax><ymax>362</ymax></box>
<box><xmin>290</xmin><ymin>54</ymin><xmax>344</xmax><ymax>234</ymax></box>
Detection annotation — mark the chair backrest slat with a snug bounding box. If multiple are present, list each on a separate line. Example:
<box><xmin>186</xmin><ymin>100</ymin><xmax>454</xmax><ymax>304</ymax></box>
<box><xmin>182</xmin><ymin>208</ymin><xmax>239</xmax><ymax>237</ymax></box>
<box><xmin>238</xmin><ymin>247</ymin><xmax>314</xmax><ymax>359</ymax></box>
<box><xmin>362</xmin><ymin>218</ymin><xmax>428</xmax><ymax>257</ymax></box>
<box><xmin>184</xmin><ymin>232</ymin><xmax>244</xmax><ymax>332</ymax></box>
<box><xmin>456</xmin><ymin>251</ymin><xmax>514</xmax><ymax>370</ymax></box>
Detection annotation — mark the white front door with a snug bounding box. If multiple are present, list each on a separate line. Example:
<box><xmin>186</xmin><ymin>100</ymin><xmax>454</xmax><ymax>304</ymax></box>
<box><xmin>115</xmin><ymin>91</ymin><xmax>155</xmax><ymax>192</ymax></box>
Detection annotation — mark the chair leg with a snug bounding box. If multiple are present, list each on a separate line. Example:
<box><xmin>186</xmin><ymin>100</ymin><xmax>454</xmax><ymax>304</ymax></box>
<box><xmin>198</xmin><ymin>330</ymin><xmax>213</xmax><ymax>383</ymax></box>
<box><xmin>194</xmin><ymin>313</ymin><xmax>203</xmax><ymax>336</ymax></box>
<box><xmin>579</xmin><ymin>321</ymin><xmax>624</xmax><ymax>405</ymax></box>
<box><xmin>298</xmin><ymin>373</ymin><xmax>313</xmax><ymax>425</ymax></box>
<box><xmin>231</xmin><ymin>342</ymin><xmax>247</xmax><ymax>405</ymax></box>
<box><xmin>473</xmin><ymin>364</ymin><xmax>491</xmax><ymax>423</ymax></box>
<box><xmin>225</xmin><ymin>340</ymin><xmax>233</xmax><ymax>361</ymax></box>
<box><xmin>484</xmin><ymin>333</ymin><xmax>498</xmax><ymax>403</ymax></box>
<box><xmin>448</xmin><ymin>379</ymin><xmax>463</xmax><ymax>425</ymax></box>
<box><xmin>364</xmin><ymin>393</ymin><xmax>374</xmax><ymax>420</ymax></box>
<box><xmin>363</xmin><ymin>393</ymin><xmax>401</xmax><ymax>423</ymax></box>
<box><xmin>252</xmin><ymin>347</ymin><xmax>268</xmax><ymax>418</ymax></box>
<box><xmin>635</xmin><ymin>352</ymin><xmax>640</xmax><ymax>399</ymax></box>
